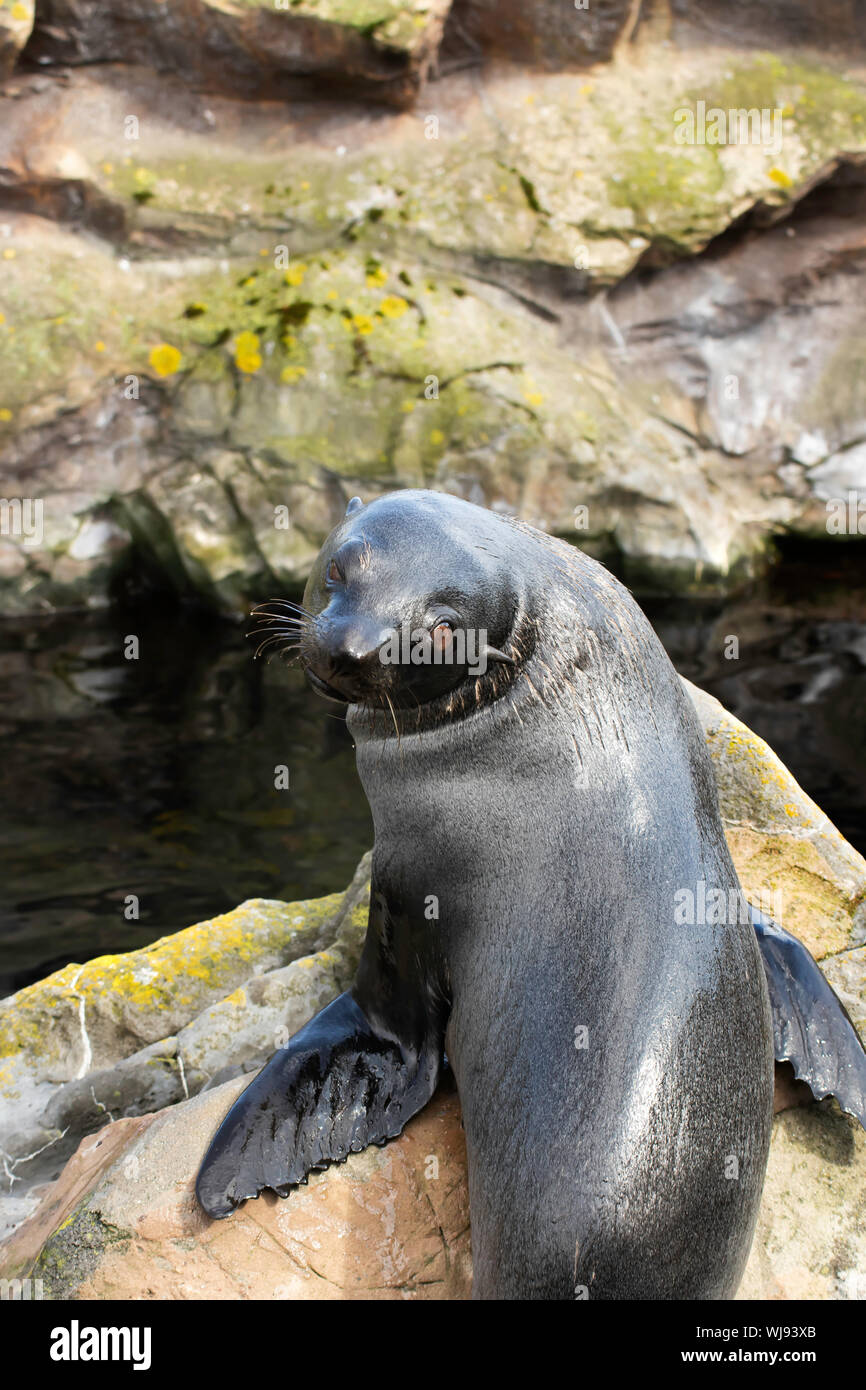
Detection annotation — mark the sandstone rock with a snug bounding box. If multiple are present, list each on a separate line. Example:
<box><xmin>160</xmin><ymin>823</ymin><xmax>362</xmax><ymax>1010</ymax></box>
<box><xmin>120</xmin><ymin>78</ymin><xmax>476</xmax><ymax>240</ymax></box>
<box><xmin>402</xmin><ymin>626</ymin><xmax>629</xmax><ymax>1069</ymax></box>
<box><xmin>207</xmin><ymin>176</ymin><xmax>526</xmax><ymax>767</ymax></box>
<box><xmin>26</xmin><ymin>0</ymin><xmax>451</xmax><ymax>108</ymax></box>
<box><xmin>737</xmin><ymin>1104</ymin><xmax>866</xmax><ymax>1300</ymax></box>
<box><xmin>822</xmin><ymin>947</ymin><xmax>866</xmax><ymax>1036</ymax></box>
<box><xmin>2</xmin><ymin>1058</ymin><xmax>863</xmax><ymax>1300</ymax></box>
<box><xmin>0</xmin><ymin>1074</ymin><xmax>471</xmax><ymax>1299</ymax></box>
<box><xmin>684</xmin><ymin>679</ymin><xmax>866</xmax><ymax>959</ymax></box>
<box><xmin>0</xmin><ymin>0</ymin><xmax>33</xmax><ymax>80</ymax></box>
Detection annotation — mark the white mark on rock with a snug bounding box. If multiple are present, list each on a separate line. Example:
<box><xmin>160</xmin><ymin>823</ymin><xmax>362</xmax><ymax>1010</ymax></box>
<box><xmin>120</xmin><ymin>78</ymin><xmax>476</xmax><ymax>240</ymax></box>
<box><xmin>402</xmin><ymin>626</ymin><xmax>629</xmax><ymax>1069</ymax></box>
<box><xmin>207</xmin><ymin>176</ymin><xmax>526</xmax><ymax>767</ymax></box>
<box><xmin>70</xmin><ymin>966</ymin><xmax>93</xmax><ymax>1080</ymax></box>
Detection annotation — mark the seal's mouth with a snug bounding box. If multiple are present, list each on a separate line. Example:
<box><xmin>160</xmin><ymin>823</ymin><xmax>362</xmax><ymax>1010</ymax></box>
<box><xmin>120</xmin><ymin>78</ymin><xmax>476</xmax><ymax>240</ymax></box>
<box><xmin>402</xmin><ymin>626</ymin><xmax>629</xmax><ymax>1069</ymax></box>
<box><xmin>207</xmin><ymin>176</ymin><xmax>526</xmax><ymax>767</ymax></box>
<box><xmin>304</xmin><ymin>667</ymin><xmax>351</xmax><ymax>705</ymax></box>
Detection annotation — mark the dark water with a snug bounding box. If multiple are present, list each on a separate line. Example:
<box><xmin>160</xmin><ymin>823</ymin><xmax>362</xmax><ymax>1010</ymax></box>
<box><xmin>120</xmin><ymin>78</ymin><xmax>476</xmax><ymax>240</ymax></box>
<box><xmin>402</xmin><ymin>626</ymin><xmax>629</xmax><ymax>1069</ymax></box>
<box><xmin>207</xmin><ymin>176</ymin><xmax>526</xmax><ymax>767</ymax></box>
<box><xmin>1</xmin><ymin>543</ymin><xmax>864</xmax><ymax>997</ymax></box>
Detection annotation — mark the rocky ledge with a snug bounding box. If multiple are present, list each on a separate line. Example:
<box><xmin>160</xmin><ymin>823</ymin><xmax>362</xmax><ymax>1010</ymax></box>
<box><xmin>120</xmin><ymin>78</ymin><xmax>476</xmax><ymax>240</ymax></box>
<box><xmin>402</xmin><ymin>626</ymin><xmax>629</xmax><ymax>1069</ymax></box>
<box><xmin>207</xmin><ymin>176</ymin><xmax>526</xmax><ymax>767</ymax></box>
<box><xmin>0</xmin><ymin>682</ymin><xmax>864</xmax><ymax>1298</ymax></box>
<box><xmin>1</xmin><ymin>3</ymin><xmax>865</xmax><ymax>611</ymax></box>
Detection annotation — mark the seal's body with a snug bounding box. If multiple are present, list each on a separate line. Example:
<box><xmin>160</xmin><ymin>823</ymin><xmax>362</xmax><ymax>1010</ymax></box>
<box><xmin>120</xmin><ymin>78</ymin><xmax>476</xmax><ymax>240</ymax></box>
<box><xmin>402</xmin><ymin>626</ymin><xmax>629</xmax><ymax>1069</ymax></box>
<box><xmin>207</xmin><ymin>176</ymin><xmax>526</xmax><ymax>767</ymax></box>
<box><xmin>345</xmin><ymin>496</ymin><xmax>773</xmax><ymax>1298</ymax></box>
<box><xmin>358</xmin><ymin>665</ymin><xmax>773</xmax><ymax>1298</ymax></box>
<box><xmin>199</xmin><ymin>489</ymin><xmax>840</xmax><ymax>1298</ymax></box>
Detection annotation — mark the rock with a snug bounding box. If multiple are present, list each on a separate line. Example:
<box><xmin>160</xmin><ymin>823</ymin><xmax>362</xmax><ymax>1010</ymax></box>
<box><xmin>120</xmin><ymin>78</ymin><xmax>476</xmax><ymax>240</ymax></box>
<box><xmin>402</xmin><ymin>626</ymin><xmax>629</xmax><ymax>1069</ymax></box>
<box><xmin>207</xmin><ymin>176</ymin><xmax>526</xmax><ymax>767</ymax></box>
<box><xmin>0</xmin><ymin>0</ymin><xmax>33</xmax><ymax>80</ymax></box>
<box><xmin>25</xmin><ymin>0</ymin><xmax>452</xmax><ymax>108</ymax></box>
<box><xmin>446</xmin><ymin>0</ymin><xmax>633</xmax><ymax>67</ymax></box>
<box><xmin>0</xmin><ymin>892</ymin><xmax>349</xmax><ymax>1078</ymax></box>
<box><xmin>684</xmin><ymin>679</ymin><xmax>866</xmax><ymax>959</ymax></box>
<box><xmin>0</xmin><ymin>210</ymin><xmax>712</xmax><ymax>610</ymax></box>
<box><xmin>1</xmin><ymin>693</ymin><xmax>865</xmax><ymax>1293</ymax></box>
<box><xmin>670</xmin><ymin>0</ymin><xmax>866</xmax><ymax>56</ymax></box>
<box><xmin>597</xmin><ymin>155</ymin><xmax>866</xmax><ymax>549</ymax></box>
<box><xmin>0</xmin><ymin>1074</ymin><xmax>471</xmax><ymax>1299</ymax></box>
<box><xmin>1</xmin><ymin>46</ymin><xmax>865</xmax><ymax>609</ymax></box>
<box><xmin>0</xmin><ymin>855</ymin><xmax>371</xmax><ymax>1210</ymax></box>
<box><xmin>175</xmin><ymin>893</ymin><xmax>368</xmax><ymax>1093</ymax></box>
<box><xmin>2</xmin><ymin>1058</ymin><xmax>863</xmax><ymax>1300</ymax></box>
<box><xmin>737</xmin><ymin>1105</ymin><xmax>866</xmax><ymax>1300</ymax></box>
<box><xmin>822</xmin><ymin>947</ymin><xmax>866</xmax><ymax>1036</ymax></box>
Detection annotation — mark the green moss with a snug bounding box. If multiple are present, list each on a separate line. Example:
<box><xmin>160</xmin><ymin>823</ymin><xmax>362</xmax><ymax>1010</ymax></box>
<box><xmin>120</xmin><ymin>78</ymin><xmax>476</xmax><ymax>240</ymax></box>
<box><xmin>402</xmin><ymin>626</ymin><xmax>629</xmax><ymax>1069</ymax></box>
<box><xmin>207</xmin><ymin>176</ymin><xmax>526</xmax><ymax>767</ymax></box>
<box><xmin>708</xmin><ymin>56</ymin><xmax>866</xmax><ymax>155</ymax></box>
<box><xmin>32</xmin><ymin>1206</ymin><xmax>131</xmax><ymax>1299</ymax></box>
<box><xmin>604</xmin><ymin>115</ymin><xmax>726</xmax><ymax>238</ymax></box>
<box><xmin>596</xmin><ymin>55</ymin><xmax>866</xmax><ymax>248</ymax></box>
<box><xmin>231</xmin><ymin>0</ymin><xmax>409</xmax><ymax>32</ymax></box>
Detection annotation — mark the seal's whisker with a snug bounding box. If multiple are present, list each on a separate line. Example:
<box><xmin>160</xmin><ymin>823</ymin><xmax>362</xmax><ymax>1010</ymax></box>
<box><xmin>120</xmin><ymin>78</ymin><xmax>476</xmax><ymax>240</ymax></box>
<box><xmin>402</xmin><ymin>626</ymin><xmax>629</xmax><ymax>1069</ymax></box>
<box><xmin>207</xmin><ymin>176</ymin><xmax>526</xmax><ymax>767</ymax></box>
<box><xmin>246</xmin><ymin>623</ymin><xmax>306</xmax><ymax>639</ymax></box>
<box><xmin>264</xmin><ymin>644</ymin><xmax>302</xmax><ymax>664</ymax></box>
<box><xmin>252</xmin><ymin>599</ymin><xmax>311</xmax><ymax>617</ymax></box>
<box><xmin>246</xmin><ymin>616</ymin><xmax>306</xmax><ymax>627</ymax></box>
<box><xmin>249</xmin><ymin>608</ymin><xmax>309</xmax><ymax>621</ymax></box>
<box><xmin>382</xmin><ymin>689</ymin><xmax>402</xmax><ymax>745</ymax></box>
<box><xmin>247</xmin><ymin>635</ymin><xmax>302</xmax><ymax>649</ymax></box>
<box><xmin>246</xmin><ymin>615</ymin><xmax>309</xmax><ymax>631</ymax></box>
<box><xmin>253</xmin><ymin>635</ymin><xmax>302</xmax><ymax>660</ymax></box>
<box><xmin>246</xmin><ymin>620</ymin><xmax>307</xmax><ymax>633</ymax></box>
<box><xmin>248</xmin><ymin>608</ymin><xmax>309</xmax><ymax>620</ymax></box>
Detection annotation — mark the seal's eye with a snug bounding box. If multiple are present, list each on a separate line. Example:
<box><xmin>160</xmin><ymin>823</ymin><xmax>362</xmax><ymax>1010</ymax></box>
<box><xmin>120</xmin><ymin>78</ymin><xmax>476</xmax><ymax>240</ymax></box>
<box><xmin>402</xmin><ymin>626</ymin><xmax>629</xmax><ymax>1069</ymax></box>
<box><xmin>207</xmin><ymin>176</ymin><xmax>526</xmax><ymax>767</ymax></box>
<box><xmin>430</xmin><ymin>619</ymin><xmax>454</xmax><ymax>655</ymax></box>
<box><xmin>425</xmin><ymin>605</ymin><xmax>460</xmax><ymax>652</ymax></box>
<box><xmin>327</xmin><ymin>559</ymin><xmax>343</xmax><ymax>585</ymax></box>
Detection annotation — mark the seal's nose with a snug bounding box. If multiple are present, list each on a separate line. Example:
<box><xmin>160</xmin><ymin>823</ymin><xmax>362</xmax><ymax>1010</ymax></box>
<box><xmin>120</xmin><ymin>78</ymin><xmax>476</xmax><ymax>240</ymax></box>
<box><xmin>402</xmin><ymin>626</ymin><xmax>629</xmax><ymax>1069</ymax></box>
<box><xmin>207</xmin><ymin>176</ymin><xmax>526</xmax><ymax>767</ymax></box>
<box><xmin>306</xmin><ymin>616</ymin><xmax>392</xmax><ymax>698</ymax></box>
<box><xmin>334</xmin><ymin>620</ymin><xmax>389</xmax><ymax>666</ymax></box>
<box><xmin>328</xmin><ymin>616</ymin><xmax>391</xmax><ymax>668</ymax></box>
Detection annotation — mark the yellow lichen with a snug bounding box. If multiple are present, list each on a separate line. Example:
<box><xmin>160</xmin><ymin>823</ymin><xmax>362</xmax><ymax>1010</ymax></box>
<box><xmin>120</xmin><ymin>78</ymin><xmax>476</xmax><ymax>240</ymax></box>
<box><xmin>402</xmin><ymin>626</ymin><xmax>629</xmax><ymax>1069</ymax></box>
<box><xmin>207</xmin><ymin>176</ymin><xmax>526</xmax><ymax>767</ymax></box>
<box><xmin>148</xmin><ymin>344</ymin><xmax>182</xmax><ymax>377</ymax></box>
<box><xmin>234</xmin><ymin>330</ymin><xmax>262</xmax><ymax>374</ymax></box>
<box><xmin>0</xmin><ymin>892</ymin><xmax>347</xmax><ymax>1066</ymax></box>
<box><xmin>380</xmin><ymin>295</ymin><xmax>408</xmax><ymax>319</ymax></box>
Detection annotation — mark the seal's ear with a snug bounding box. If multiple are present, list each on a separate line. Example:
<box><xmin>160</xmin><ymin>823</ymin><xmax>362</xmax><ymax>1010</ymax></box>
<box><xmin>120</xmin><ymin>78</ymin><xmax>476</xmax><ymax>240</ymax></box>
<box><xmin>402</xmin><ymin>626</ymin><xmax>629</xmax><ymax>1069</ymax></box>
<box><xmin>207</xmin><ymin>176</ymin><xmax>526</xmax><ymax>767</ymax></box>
<box><xmin>345</xmin><ymin>496</ymin><xmax>364</xmax><ymax>517</ymax></box>
<box><xmin>482</xmin><ymin>644</ymin><xmax>516</xmax><ymax>666</ymax></box>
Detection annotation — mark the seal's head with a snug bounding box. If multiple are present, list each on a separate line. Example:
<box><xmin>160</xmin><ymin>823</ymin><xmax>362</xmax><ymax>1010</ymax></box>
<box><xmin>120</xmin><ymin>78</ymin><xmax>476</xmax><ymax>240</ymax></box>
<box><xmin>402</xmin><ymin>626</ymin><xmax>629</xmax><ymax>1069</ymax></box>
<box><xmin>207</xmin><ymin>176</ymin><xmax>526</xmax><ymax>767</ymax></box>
<box><xmin>298</xmin><ymin>491</ymin><xmax>528</xmax><ymax>720</ymax></box>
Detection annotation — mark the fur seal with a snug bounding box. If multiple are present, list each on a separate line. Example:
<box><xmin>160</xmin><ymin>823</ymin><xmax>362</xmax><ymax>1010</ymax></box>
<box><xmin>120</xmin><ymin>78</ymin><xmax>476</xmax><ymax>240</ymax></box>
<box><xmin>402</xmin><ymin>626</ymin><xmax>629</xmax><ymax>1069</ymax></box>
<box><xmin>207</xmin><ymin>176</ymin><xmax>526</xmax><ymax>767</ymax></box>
<box><xmin>197</xmin><ymin>489</ymin><xmax>866</xmax><ymax>1299</ymax></box>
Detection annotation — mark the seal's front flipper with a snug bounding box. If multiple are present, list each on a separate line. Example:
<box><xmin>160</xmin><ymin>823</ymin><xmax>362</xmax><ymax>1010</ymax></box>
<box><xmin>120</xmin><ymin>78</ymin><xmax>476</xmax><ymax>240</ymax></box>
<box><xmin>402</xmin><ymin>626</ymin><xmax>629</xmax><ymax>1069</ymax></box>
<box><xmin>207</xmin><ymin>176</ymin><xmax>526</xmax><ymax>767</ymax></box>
<box><xmin>195</xmin><ymin>990</ymin><xmax>441</xmax><ymax>1219</ymax></box>
<box><xmin>752</xmin><ymin>905</ymin><xmax>866</xmax><ymax>1129</ymax></box>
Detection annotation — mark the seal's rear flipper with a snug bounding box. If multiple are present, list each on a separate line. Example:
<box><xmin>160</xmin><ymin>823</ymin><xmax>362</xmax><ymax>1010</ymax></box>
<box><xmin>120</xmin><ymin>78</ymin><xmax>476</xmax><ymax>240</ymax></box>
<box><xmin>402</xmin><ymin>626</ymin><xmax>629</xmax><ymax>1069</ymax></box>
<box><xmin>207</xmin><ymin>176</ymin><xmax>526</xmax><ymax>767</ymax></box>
<box><xmin>752</xmin><ymin>905</ymin><xmax>866</xmax><ymax>1130</ymax></box>
<box><xmin>195</xmin><ymin>990</ymin><xmax>441</xmax><ymax>1219</ymax></box>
